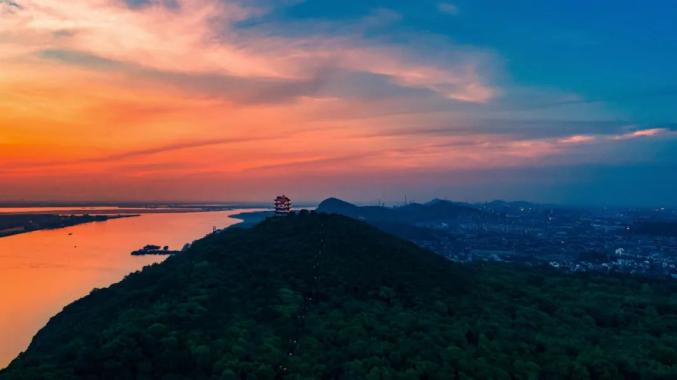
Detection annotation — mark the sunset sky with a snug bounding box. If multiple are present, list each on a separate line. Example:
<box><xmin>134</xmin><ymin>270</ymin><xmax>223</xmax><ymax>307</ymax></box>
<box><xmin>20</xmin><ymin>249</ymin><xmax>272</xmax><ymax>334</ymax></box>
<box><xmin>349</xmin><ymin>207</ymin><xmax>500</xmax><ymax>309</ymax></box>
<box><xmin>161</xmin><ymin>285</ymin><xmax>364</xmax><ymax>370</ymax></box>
<box><xmin>1</xmin><ymin>0</ymin><xmax>676</xmax><ymax>205</ymax></box>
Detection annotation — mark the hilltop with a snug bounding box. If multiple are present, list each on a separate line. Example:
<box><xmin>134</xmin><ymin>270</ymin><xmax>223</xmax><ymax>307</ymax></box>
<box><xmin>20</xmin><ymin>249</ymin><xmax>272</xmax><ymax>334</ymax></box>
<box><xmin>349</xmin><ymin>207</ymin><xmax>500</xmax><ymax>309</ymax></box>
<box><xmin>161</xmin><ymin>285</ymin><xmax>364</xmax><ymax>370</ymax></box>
<box><xmin>2</xmin><ymin>212</ymin><xmax>676</xmax><ymax>379</ymax></box>
<box><xmin>315</xmin><ymin>198</ymin><xmax>492</xmax><ymax>242</ymax></box>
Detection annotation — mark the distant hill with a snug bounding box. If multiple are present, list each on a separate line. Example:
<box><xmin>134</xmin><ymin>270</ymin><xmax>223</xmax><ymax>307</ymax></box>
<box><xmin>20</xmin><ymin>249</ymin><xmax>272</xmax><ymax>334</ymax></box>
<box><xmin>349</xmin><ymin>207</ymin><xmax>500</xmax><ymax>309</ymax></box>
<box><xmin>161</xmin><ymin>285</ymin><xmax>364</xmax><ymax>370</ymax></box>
<box><xmin>317</xmin><ymin>197</ymin><xmax>486</xmax><ymax>224</ymax></box>
<box><xmin>482</xmin><ymin>200</ymin><xmax>542</xmax><ymax>212</ymax></box>
<box><xmin>2</xmin><ymin>213</ymin><xmax>676</xmax><ymax>379</ymax></box>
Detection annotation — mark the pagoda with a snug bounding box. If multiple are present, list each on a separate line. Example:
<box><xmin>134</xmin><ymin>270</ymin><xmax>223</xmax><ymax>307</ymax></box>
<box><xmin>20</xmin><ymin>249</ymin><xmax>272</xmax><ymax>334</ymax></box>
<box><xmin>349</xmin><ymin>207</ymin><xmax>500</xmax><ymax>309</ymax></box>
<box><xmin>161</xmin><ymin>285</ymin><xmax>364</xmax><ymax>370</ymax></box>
<box><xmin>274</xmin><ymin>195</ymin><xmax>292</xmax><ymax>216</ymax></box>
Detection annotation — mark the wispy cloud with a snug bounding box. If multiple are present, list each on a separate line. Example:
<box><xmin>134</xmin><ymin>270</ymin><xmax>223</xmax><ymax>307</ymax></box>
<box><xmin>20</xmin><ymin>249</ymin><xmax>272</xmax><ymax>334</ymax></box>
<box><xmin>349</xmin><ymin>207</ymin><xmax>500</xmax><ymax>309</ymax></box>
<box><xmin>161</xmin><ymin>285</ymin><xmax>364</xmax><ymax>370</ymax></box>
<box><xmin>0</xmin><ymin>0</ymin><xmax>21</xmax><ymax>9</ymax></box>
<box><xmin>558</xmin><ymin>135</ymin><xmax>597</xmax><ymax>144</ymax></box>
<box><xmin>612</xmin><ymin>128</ymin><xmax>672</xmax><ymax>140</ymax></box>
<box><xmin>437</xmin><ymin>2</ymin><xmax>458</xmax><ymax>15</ymax></box>
<box><xmin>1</xmin><ymin>0</ymin><xmax>676</xmax><ymax>202</ymax></box>
<box><xmin>2</xmin><ymin>0</ymin><xmax>494</xmax><ymax>103</ymax></box>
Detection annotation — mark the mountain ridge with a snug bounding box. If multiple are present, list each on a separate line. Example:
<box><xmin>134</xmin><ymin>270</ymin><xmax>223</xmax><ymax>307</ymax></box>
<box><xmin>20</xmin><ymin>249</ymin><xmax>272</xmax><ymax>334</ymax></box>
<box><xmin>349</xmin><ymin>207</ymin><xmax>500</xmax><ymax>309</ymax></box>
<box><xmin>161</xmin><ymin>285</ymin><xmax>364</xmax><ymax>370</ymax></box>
<box><xmin>316</xmin><ymin>197</ymin><xmax>486</xmax><ymax>224</ymax></box>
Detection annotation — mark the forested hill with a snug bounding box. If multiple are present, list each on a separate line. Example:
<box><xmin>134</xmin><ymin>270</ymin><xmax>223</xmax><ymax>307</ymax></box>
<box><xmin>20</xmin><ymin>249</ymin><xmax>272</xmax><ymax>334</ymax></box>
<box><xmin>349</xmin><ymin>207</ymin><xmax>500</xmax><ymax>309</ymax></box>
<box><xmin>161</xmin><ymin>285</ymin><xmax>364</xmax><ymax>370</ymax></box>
<box><xmin>316</xmin><ymin>197</ymin><xmax>486</xmax><ymax>224</ymax></box>
<box><xmin>2</xmin><ymin>213</ymin><xmax>677</xmax><ymax>379</ymax></box>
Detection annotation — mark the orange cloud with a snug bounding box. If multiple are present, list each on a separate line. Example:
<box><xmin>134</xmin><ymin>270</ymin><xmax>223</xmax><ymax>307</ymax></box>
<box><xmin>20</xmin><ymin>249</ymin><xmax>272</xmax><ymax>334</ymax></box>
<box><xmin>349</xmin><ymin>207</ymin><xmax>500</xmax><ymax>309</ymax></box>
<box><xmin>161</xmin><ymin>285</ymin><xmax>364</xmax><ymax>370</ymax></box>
<box><xmin>0</xmin><ymin>0</ymin><xmax>674</xmax><ymax>201</ymax></box>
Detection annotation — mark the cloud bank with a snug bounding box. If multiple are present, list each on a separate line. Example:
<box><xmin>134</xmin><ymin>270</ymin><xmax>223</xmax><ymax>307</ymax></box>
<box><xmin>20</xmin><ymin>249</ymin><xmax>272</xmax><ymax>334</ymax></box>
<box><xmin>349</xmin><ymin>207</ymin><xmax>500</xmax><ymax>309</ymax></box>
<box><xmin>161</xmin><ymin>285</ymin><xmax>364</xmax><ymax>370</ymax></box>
<box><xmin>0</xmin><ymin>0</ymin><xmax>675</xmax><ymax>204</ymax></box>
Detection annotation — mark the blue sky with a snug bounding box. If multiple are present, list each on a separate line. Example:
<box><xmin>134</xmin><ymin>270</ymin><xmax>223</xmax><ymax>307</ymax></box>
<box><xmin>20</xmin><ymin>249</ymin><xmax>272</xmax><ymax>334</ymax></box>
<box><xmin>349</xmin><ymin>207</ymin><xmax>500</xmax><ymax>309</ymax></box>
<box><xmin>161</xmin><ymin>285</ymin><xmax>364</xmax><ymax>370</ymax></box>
<box><xmin>270</xmin><ymin>0</ymin><xmax>677</xmax><ymax>206</ymax></box>
<box><xmin>284</xmin><ymin>1</ymin><xmax>677</xmax><ymax>114</ymax></box>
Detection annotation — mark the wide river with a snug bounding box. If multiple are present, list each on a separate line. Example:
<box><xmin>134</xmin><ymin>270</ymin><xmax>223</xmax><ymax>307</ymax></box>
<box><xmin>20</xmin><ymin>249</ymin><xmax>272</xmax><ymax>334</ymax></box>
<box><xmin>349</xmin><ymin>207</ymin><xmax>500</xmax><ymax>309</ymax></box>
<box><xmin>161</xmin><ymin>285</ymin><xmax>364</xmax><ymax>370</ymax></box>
<box><xmin>0</xmin><ymin>209</ymin><xmax>260</xmax><ymax>368</ymax></box>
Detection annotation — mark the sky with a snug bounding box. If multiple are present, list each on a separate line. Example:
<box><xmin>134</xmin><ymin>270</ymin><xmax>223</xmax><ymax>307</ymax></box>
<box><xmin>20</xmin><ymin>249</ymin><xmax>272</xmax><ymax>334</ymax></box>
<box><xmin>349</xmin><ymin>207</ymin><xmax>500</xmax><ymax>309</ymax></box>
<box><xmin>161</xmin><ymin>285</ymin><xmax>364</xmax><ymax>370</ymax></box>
<box><xmin>1</xmin><ymin>0</ymin><xmax>676</xmax><ymax>206</ymax></box>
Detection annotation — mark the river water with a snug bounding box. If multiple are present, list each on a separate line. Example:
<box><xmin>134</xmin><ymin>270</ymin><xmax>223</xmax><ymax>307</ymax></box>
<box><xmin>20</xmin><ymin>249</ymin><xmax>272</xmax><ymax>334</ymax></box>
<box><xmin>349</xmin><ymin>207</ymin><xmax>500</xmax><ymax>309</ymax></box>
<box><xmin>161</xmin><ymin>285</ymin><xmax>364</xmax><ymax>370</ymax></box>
<box><xmin>0</xmin><ymin>209</ymin><xmax>259</xmax><ymax>368</ymax></box>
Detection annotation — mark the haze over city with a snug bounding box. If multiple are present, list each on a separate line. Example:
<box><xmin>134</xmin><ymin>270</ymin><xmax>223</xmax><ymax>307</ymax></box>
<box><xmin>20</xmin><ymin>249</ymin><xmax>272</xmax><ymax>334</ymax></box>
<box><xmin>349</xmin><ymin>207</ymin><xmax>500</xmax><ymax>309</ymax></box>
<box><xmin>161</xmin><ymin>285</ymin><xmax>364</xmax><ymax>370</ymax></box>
<box><xmin>2</xmin><ymin>0</ymin><xmax>676</xmax><ymax>206</ymax></box>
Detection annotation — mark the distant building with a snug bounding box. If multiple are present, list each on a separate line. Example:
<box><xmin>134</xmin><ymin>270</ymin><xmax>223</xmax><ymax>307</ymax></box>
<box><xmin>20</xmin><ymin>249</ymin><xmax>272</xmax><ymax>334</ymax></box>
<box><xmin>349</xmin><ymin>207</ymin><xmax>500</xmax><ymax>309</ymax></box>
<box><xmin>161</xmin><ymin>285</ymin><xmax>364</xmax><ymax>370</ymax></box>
<box><xmin>274</xmin><ymin>195</ymin><xmax>292</xmax><ymax>216</ymax></box>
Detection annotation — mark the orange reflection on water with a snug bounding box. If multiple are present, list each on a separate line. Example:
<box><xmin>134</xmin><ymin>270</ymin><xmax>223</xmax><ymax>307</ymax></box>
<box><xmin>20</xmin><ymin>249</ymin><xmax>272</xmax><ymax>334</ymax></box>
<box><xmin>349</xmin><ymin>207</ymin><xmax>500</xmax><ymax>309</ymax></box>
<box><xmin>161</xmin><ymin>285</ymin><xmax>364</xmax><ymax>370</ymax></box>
<box><xmin>0</xmin><ymin>210</ymin><xmax>256</xmax><ymax>368</ymax></box>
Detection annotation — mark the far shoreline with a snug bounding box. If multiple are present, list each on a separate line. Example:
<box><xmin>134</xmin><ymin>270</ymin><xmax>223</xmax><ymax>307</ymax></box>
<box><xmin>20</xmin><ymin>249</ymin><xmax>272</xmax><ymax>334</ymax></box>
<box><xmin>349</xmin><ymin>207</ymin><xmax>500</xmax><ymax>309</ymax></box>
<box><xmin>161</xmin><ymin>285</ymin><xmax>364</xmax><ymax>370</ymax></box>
<box><xmin>0</xmin><ymin>214</ymin><xmax>139</xmax><ymax>239</ymax></box>
<box><xmin>0</xmin><ymin>207</ymin><xmax>236</xmax><ymax>216</ymax></box>
<box><xmin>0</xmin><ymin>207</ymin><xmax>269</xmax><ymax>239</ymax></box>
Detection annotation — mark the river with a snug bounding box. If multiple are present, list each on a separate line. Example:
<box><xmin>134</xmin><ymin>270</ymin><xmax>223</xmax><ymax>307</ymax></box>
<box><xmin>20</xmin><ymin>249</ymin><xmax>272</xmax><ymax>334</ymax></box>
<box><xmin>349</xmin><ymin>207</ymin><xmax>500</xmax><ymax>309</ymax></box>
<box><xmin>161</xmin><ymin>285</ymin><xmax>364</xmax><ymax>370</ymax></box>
<box><xmin>0</xmin><ymin>209</ymin><xmax>260</xmax><ymax>368</ymax></box>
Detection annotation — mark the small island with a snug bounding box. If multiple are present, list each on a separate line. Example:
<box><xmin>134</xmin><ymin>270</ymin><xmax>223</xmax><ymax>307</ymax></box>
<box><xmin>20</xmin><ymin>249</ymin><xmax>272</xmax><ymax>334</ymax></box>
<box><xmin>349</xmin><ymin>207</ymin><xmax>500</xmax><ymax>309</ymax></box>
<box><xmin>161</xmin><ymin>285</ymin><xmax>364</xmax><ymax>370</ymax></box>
<box><xmin>131</xmin><ymin>244</ymin><xmax>180</xmax><ymax>256</ymax></box>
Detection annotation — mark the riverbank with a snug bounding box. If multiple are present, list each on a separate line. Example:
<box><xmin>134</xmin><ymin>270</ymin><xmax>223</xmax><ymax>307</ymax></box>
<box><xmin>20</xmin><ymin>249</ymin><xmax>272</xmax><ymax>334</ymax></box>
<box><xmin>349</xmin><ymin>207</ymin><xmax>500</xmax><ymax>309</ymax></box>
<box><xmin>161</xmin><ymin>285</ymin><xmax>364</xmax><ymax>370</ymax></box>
<box><xmin>0</xmin><ymin>207</ymin><xmax>230</xmax><ymax>215</ymax></box>
<box><xmin>0</xmin><ymin>209</ymin><xmax>253</xmax><ymax>369</ymax></box>
<box><xmin>0</xmin><ymin>214</ymin><xmax>137</xmax><ymax>238</ymax></box>
<box><xmin>0</xmin><ymin>203</ymin><xmax>273</xmax><ymax>216</ymax></box>
<box><xmin>228</xmin><ymin>210</ymin><xmax>273</xmax><ymax>228</ymax></box>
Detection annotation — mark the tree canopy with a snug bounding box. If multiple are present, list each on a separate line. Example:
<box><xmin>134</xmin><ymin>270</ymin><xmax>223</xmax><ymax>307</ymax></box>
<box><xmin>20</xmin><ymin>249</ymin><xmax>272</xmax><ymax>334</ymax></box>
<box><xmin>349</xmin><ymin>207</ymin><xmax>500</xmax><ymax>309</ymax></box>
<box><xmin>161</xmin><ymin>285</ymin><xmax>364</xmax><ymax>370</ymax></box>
<box><xmin>2</xmin><ymin>212</ymin><xmax>676</xmax><ymax>379</ymax></box>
